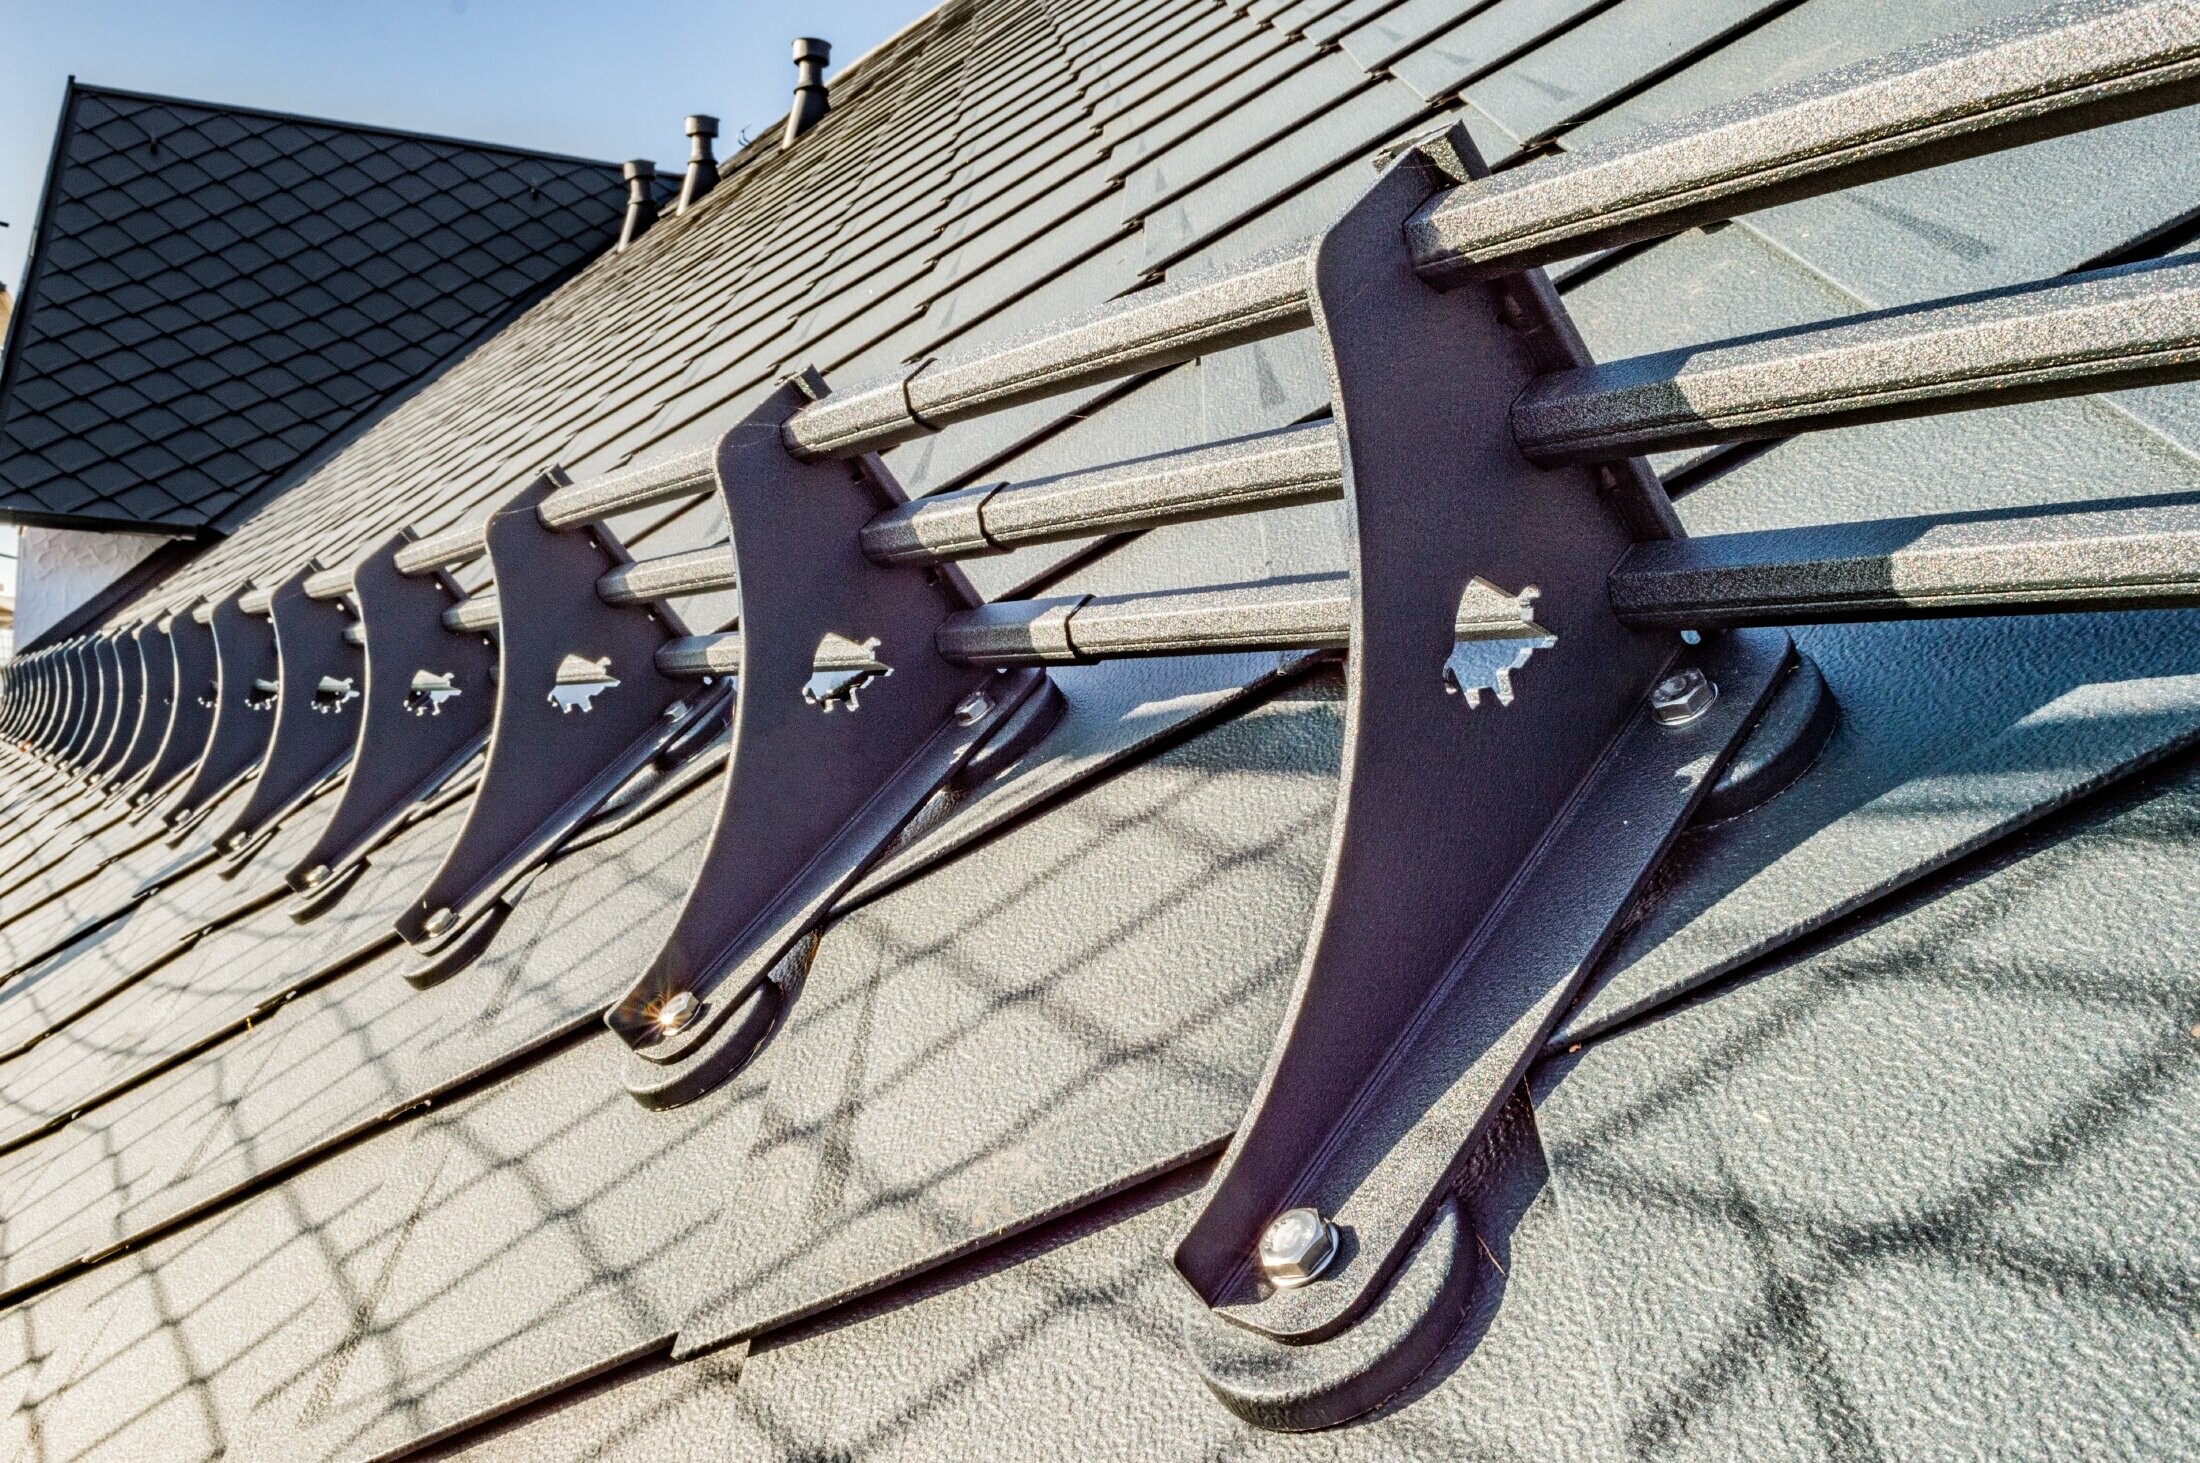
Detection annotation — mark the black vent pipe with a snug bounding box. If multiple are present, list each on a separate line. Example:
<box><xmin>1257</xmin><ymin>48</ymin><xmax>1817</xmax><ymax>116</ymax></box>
<box><xmin>617</xmin><ymin>159</ymin><xmax>658</xmax><ymax>251</ymax></box>
<box><xmin>678</xmin><ymin>115</ymin><xmax>720</xmax><ymax>214</ymax></box>
<box><xmin>783</xmin><ymin>38</ymin><xmax>831</xmax><ymax>148</ymax></box>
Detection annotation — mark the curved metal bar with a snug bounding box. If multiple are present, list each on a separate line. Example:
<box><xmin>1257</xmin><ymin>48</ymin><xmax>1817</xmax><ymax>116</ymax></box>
<box><xmin>1170</xmin><ymin>143</ymin><xmax>1772</xmax><ymax>1352</ymax></box>
<box><xmin>610</xmin><ymin>378</ymin><xmax>1035</xmax><ymax>1110</ymax></box>
<box><xmin>40</xmin><ymin>643</ymin><xmax>86</xmax><ymax>757</ymax></box>
<box><xmin>87</xmin><ymin>626</ymin><xmax>146</xmax><ymax>782</ymax></box>
<box><xmin>137</xmin><ymin>605</ymin><xmax>218</xmax><ymax>807</ymax></box>
<box><xmin>166</xmin><ymin>588</ymin><xmax>279</xmax><ymax>825</ymax></box>
<box><xmin>81</xmin><ymin>634</ymin><xmax>128</xmax><ymax>772</ymax></box>
<box><xmin>213</xmin><ymin>563</ymin><xmax>366</xmax><ymax>853</ymax></box>
<box><xmin>105</xmin><ymin>621</ymin><xmax>174</xmax><ymax>794</ymax></box>
<box><xmin>56</xmin><ymin>636</ymin><xmax>110</xmax><ymax>768</ymax></box>
<box><xmin>288</xmin><ymin>529</ymin><xmax>498</xmax><ymax>893</ymax></box>
<box><xmin>397</xmin><ymin>471</ymin><xmax>721</xmax><ymax>950</ymax></box>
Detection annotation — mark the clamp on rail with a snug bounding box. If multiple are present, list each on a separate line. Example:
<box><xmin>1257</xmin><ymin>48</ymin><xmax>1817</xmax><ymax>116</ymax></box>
<box><xmin>606</xmin><ymin>373</ymin><xmax>1051</xmax><ymax>1108</ymax></box>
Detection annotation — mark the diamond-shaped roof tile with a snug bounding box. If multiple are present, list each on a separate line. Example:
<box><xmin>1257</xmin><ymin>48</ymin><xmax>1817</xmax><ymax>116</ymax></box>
<box><xmin>0</xmin><ymin>83</ymin><xmax>622</xmax><ymax>529</ymax></box>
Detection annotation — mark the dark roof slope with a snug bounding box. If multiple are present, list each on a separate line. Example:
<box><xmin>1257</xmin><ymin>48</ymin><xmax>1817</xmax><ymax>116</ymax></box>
<box><xmin>0</xmin><ymin>85</ymin><xmax>624</xmax><ymax>532</ymax></box>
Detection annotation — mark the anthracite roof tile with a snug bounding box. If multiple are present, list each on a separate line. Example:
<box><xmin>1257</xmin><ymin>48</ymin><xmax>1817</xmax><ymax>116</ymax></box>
<box><xmin>0</xmin><ymin>84</ymin><xmax>625</xmax><ymax>530</ymax></box>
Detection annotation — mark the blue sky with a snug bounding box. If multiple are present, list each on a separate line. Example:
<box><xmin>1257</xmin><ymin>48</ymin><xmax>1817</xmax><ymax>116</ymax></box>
<box><xmin>0</xmin><ymin>0</ymin><xmax>919</xmax><ymax>295</ymax></box>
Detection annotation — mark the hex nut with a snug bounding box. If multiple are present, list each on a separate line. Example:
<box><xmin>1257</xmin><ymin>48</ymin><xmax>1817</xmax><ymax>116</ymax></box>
<box><xmin>421</xmin><ymin>906</ymin><xmax>457</xmax><ymax>937</ymax></box>
<box><xmin>301</xmin><ymin>864</ymin><xmax>331</xmax><ymax>888</ymax></box>
<box><xmin>954</xmin><ymin>691</ymin><xmax>993</xmax><ymax>726</ymax></box>
<box><xmin>1259</xmin><ymin>1206</ymin><xmax>1340</xmax><ymax>1289</ymax></box>
<box><xmin>1650</xmin><ymin>668</ymin><xmax>1716</xmax><ymax>726</ymax></box>
<box><xmin>656</xmin><ymin>989</ymin><xmax>702</xmax><ymax>1032</ymax></box>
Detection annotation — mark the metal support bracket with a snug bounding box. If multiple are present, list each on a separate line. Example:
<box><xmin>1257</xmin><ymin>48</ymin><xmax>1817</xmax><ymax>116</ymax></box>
<box><xmin>103</xmin><ymin>621</ymin><xmax>170</xmax><ymax>796</ymax></box>
<box><xmin>136</xmin><ymin>604</ymin><xmax>217</xmax><ymax>809</ymax></box>
<box><xmin>58</xmin><ymin>635</ymin><xmax>111</xmax><ymax>768</ymax></box>
<box><xmin>610</xmin><ymin>378</ymin><xmax>1037</xmax><ymax>1109</ymax></box>
<box><xmin>167</xmin><ymin>587</ymin><xmax>279</xmax><ymax>826</ymax></box>
<box><xmin>397</xmin><ymin>472</ymin><xmax>728</xmax><ymax>951</ymax></box>
<box><xmin>213</xmin><ymin>564</ymin><xmax>365</xmax><ymax>855</ymax></box>
<box><xmin>1168</xmin><ymin>143</ymin><xmax>1781</xmax><ymax>1387</ymax></box>
<box><xmin>81</xmin><ymin>633</ymin><xmax>131</xmax><ymax>778</ymax></box>
<box><xmin>45</xmin><ymin>638</ymin><xmax>93</xmax><ymax>758</ymax></box>
<box><xmin>287</xmin><ymin>529</ymin><xmax>497</xmax><ymax>895</ymax></box>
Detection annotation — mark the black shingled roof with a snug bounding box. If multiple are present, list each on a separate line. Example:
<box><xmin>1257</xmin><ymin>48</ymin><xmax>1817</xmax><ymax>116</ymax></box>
<box><xmin>0</xmin><ymin>85</ymin><xmax>625</xmax><ymax>533</ymax></box>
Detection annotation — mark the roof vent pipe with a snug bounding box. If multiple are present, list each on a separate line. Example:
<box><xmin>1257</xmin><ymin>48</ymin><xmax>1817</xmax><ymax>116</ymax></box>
<box><xmin>677</xmin><ymin>116</ymin><xmax>720</xmax><ymax>214</ymax></box>
<box><xmin>782</xmin><ymin>38</ymin><xmax>831</xmax><ymax>148</ymax></box>
<box><xmin>617</xmin><ymin>159</ymin><xmax>658</xmax><ymax>251</ymax></box>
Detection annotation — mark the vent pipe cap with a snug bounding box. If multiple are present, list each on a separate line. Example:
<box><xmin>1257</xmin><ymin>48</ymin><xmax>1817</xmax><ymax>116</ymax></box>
<box><xmin>782</xmin><ymin>37</ymin><xmax>832</xmax><ymax>148</ymax></box>
<box><xmin>617</xmin><ymin>159</ymin><xmax>658</xmax><ymax>252</ymax></box>
<box><xmin>678</xmin><ymin>115</ymin><xmax>720</xmax><ymax>215</ymax></box>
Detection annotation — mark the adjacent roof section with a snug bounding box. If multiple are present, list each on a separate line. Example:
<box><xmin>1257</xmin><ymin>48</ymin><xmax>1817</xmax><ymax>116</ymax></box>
<box><xmin>0</xmin><ymin>85</ymin><xmax>626</xmax><ymax>533</ymax></box>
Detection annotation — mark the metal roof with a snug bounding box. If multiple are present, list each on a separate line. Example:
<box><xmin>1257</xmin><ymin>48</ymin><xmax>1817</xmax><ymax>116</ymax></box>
<box><xmin>0</xmin><ymin>0</ymin><xmax>2196</xmax><ymax>1459</ymax></box>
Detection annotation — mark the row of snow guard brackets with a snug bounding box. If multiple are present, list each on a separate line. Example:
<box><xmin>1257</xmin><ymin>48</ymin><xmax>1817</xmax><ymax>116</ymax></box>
<box><xmin>388</xmin><ymin>468</ymin><xmax>732</xmax><ymax>955</ymax></box>
<box><xmin>605</xmin><ymin>375</ymin><xmax>1048</xmax><ymax>1107</ymax></box>
<box><xmin>0</xmin><ymin>0</ymin><xmax>2192</xmax><ymax>1430</ymax></box>
<box><xmin>286</xmin><ymin>528</ymin><xmax>496</xmax><ymax>901</ymax></box>
<box><xmin>1171</xmin><ymin>148</ymin><xmax>1779</xmax><ymax>1419</ymax></box>
<box><xmin>607</xmin><ymin>0</ymin><xmax>2198</xmax><ymax>1429</ymax></box>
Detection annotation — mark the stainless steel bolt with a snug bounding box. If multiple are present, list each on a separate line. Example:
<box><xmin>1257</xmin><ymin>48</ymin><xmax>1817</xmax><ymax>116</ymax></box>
<box><xmin>1650</xmin><ymin>668</ymin><xmax>1716</xmax><ymax>726</ymax></box>
<box><xmin>422</xmin><ymin>906</ymin><xmax>456</xmax><ymax>937</ymax></box>
<box><xmin>656</xmin><ymin>989</ymin><xmax>701</xmax><ymax>1032</ymax></box>
<box><xmin>1258</xmin><ymin>1206</ymin><xmax>1339</xmax><ymax>1289</ymax></box>
<box><xmin>301</xmin><ymin>864</ymin><xmax>330</xmax><ymax>888</ymax></box>
<box><xmin>954</xmin><ymin>691</ymin><xmax>992</xmax><ymax>726</ymax></box>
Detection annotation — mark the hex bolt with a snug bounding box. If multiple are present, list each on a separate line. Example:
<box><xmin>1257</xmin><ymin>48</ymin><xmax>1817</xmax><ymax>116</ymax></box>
<box><xmin>1650</xmin><ymin>667</ymin><xmax>1716</xmax><ymax>726</ymax></box>
<box><xmin>422</xmin><ymin>906</ymin><xmax>456</xmax><ymax>937</ymax></box>
<box><xmin>656</xmin><ymin>989</ymin><xmax>701</xmax><ymax>1032</ymax></box>
<box><xmin>954</xmin><ymin>690</ymin><xmax>993</xmax><ymax>726</ymax></box>
<box><xmin>1258</xmin><ymin>1206</ymin><xmax>1340</xmax><ymax>1289</ymax></box>
<box><xmin>300</xmin><ymin>864</ymin><xmax>330</xmax><ymax>888</ymax></box>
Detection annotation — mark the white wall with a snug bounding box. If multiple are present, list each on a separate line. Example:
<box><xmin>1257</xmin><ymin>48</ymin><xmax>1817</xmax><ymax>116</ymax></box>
<box><xmin>13</xmin><ymin>526</ymin><xmax>164</xmax><ymax>647</ymax></box>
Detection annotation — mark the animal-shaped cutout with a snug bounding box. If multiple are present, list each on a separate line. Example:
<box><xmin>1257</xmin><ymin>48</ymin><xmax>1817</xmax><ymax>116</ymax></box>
<box><xmin>405</xmin><ymin>669</ymin><xmax>461</xmax><ymax>717</ymax></box>
<box><xmin>1442</xmin><ymin>579</ymin><xmax>1556</xmax><ymax>709</ymax></box>
<box><xmin>312</xmin><ymin>676</ymin><xmax>359</xmax><ymax>714</ymax></box>
<box><xmin>246</xmin><ymin>677</ymin><xmax>280</xmax><ymax>711</ymax></box>
<box><xmin>803</xmin><ymin>633</ymin><xmax>891</xmax><ymax>711</ymax></box>
<box><xmin>548</xmin><ymin>654</ymin><xmax>620</xmax><ymax>714</ymax></box>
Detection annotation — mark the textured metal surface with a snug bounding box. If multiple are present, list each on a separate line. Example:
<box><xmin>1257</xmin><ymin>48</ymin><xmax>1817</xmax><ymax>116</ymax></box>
<box><xmin>132</xmin><ymin>605</ymin><xmax>215</xmax><ymax>805</ymax></box>
<box><xmin>537</xmin><ymin>443</ymin><xmax>721</xmax><ymax>530</ymax></box>
<box><xmin>102</xmin><ymin>622</ymin><xmax>168</xmax><ymax>793</ymax></box>
<box><xmin>439</xmin><ymin>591</ymin><xmax>502</xmax><ymax>636</ymax></box>
<box><xmin>390</xmin><ymin>522</ymin><xmax>490</xmax><ymax>578</ymax></box>
<box><xmin>1517</xmin><ymin>256</ymin><xmax>2200</xmax><ymax>463</ymax></box>
<box><xmin>594</xmin><ymin>543</ymin><xmax>737</xmax><ymax>607</ymax></box>
<box><xmin>211</xmin><ymin>564</ymin><xmax>362</xmax><ymax>851</ymax></box>
<box><xmin>676</xmin><ymin>672</ymin><xmax>1344</xmax><ymax>1351</ymax></box>
<box><xmin>1409</xmin><ymin>0</ymin><xmax>2200</xmax><ymax>285</ymax></box>
<box><xmin>1172</xmin><ymin>145</ymin><xmax>1675</xmax><ymax>1345</ymax></box>
<box><xmin>286</xmin><ymin>530</ymin><xmax>496</xmax><ymax>891</ymax></box>
<box><xmin>862</xmin><ymin>420</ymin><xmax>1343</xmax><ymax>564</ymax></box>
<box><xmin>1</xmin><ymin>0</ymin><xmax>2197</xmax><ymax>1455</ymax></box>
<box><xmin>608</xmin><ymin>382</ymin><xmax>1009</xmax><ymax>1105</ymax></box>
<box><xmin>397</xmin><ymin>473</ymin><xmax>713</xmax><ymax>950</ymax></box>
<box><xmin>1533</xmin><ymin>747</ymin><xmax>2200</xmax><ymax>1457</ymax></box>
<box><xmin>1613</xmin><ymin>497</ymin><xmax>2200</xmax><ymax>625</ymax></box>
<box><xmin>935</xmin><ymin>571</ymin><xmax>1556</xmax><ymax>665</ymax></box>
<box><xmin>784</xmin><ymin>246</ymin><xmax>1313</xmax><ymax>458</ymax></box>
<box><xmin>165</xmin><ymin>589</ymin><xmax>277</xmax><ymax>823</ymax></box>
<box><xmin>1559</xmin><ymin>609</ymin><xmax>2200</xmax><ymax>1046</ymax></box>
<box><xmin>0</xmin><ymin>86</ymin><xmax>625</xmax><ymax>532</ymax></box>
